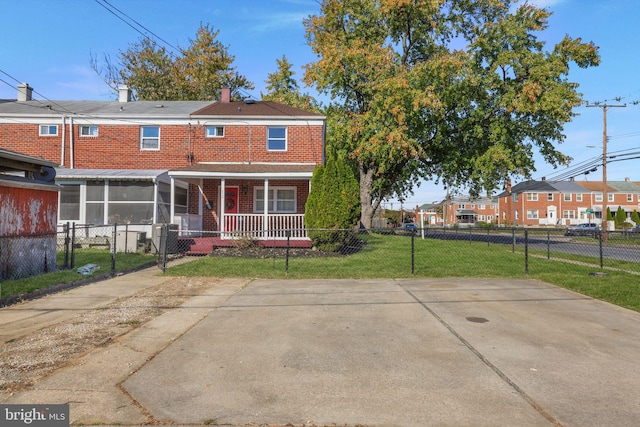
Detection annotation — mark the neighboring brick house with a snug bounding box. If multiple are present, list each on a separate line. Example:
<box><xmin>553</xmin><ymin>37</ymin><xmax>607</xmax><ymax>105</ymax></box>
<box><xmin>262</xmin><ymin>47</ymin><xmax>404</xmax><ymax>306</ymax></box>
<box><xmin>0</xmin><ymin>148</ymin><xmax>59</xmax><ymax>279</ymax></box>
<box><xmin>497</xmin><ymin>179</ymin><xmax>640</xmax><ymax>227</ymax></box>
<box><xmin>0</xmin><ymin>84</ymin><xmax>325</xmax><ymax>241</ymax></box>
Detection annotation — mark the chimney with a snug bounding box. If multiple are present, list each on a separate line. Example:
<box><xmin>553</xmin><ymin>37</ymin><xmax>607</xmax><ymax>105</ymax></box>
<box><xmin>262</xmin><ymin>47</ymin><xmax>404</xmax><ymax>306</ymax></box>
<box><xmin>221</xmin><ymin>88</ymin><xmax>231</xmax><ymax>103</ymax></box>
<box><xmin>17</xmin><ymin>83</ymin><xmax>33</xmax><ymax>101</ymax></box>
<box><xmin>625</xmin><ymin>177</ymin><xmax>630</xmax><ymax>182</ymax></box>
<box><xmin>118</xmin><ymin>86</ymin><xmax>133</xmax><ymax>103</ymax></box>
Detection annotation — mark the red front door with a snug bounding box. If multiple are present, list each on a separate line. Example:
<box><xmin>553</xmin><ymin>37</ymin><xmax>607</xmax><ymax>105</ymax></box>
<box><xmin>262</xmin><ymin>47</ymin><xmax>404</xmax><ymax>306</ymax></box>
<box><xmin>224</xmin><ymin>187</ymin><xmax>239</xmax><ymax>231</ymax></box>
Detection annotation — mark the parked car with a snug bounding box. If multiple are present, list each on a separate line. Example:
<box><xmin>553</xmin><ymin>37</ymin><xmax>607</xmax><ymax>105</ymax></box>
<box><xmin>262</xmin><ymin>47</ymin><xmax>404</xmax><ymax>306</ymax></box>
<box><xmin>403</xmin><ymin>223</ymin><xmax>418</xmax><ymax>230</ymax></box>
<box><xmin>626</xmin><ymin>225</ymin><xmax>640</xmax><ymax>233</ymax></box>
<box><xmin>564</xmin><ymin>223</ymin><xmax>601</xmax><ymax>237</ymax></box>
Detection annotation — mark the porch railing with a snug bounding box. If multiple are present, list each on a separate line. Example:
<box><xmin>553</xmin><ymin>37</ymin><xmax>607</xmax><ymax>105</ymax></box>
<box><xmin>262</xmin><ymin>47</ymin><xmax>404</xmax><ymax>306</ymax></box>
<box><xmin>222</xmin><ymin>213</ymin><xmax>307</xmax><ymax>239</ymax></box>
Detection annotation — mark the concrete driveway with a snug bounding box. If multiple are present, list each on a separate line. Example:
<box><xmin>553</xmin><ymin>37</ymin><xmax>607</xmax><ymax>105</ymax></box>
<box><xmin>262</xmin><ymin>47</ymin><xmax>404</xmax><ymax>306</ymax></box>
<box><xmin>122</xmin><ymin>278</ymin><xmax>640</xmax><ymax>427</ymax></box>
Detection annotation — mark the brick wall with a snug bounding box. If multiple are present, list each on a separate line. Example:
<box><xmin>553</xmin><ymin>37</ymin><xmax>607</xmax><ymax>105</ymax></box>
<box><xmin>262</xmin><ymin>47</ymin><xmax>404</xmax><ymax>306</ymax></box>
<box><xmin>0</xmin><ymin>122</ymin><xmax>324</xmax><ymax>169</ymax></box>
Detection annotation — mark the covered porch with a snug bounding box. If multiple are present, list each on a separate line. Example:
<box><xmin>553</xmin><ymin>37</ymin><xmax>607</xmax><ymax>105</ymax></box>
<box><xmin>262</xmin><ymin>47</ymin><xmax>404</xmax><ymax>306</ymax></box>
<box><xmin>168</xmin><ymin>163</ymin><xmax>316</xmax><ymax>241</ymax></box>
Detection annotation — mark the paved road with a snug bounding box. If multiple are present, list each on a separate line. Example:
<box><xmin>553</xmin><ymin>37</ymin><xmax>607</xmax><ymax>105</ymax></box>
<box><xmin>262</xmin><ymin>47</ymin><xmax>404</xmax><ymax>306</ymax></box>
<box><xmin>3</xmin><ymin>275</ymin><xmax>640</xmax><ymax>426</ymax></box>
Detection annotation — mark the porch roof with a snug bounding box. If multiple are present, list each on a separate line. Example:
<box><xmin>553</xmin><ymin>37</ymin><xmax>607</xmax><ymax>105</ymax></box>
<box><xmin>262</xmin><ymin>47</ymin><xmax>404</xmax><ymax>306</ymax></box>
<box><xmin>168</xmin><ymin>162</ymin><xmax>317</xmax><ymax>180</ymax></box>
<box><xmin>55</xmin><ymin>168</ymin><xmax>170</xmax><ymax>182</ymax></box>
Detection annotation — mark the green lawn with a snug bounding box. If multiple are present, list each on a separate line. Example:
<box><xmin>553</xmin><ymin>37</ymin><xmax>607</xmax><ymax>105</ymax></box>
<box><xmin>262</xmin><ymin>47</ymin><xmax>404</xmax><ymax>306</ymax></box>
<box><xmin>0</xmin><ymin>249</ymin><xmax>156</xmax><ymax>300</ymax></box>
<box><xmin>165</xmin><ymin>233</ymin><xmax>640</xmax><ymax>313</ymax></box>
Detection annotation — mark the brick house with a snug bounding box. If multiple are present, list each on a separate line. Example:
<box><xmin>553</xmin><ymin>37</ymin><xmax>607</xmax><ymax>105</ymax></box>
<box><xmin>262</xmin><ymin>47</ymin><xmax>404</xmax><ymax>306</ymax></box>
<box><xmin>0</xmin><ymin>84</ymin><xmax>325</xmax><ymax>242</ymax></box>
<box><xmin>497</xmin><ymin>179</ymin><xmax>640</xmax><ymax>227</ymax></box>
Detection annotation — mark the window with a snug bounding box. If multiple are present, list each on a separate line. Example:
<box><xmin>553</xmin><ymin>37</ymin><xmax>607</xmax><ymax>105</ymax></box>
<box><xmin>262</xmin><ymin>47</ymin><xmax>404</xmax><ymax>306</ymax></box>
<box><xmin>255</xmin><ymin>187</ymin><xmax>296</xmax><ymax>213</ymax></box>
<box><xmin>547</xmin><ymin>193</ymin><xmax>554</xmax><ymax>201</ymax></box>
<box><xmin>86</xmin><ymin>180</ymin><xmax>105</xmax><ymax>224</ymax></box>
<box><xmin>59</xmin><ymin>184</ymin><xmax>80</xmax><ymax>221</ymax></box>
<box><xmin>564</xmin><ymin>193</ymin><xmax>572</xmax><ymax>202</ymax></box>
<box><xmin>487</xmin><ymin>215</ymin><xmax>493</xmax><ymax>222</ymax></box>
<box><xmin>595</xmin><ymin>193</ymin><xmax>603</xmax><ymax>202</ymax></box>
<box><xmin>527</xmin><ymin>209</ymin><xmax>539</xmax><ymax>219</ymax></box>
<box><xmin>526</xmin><ymin>193</ymin><xmax>538</xmax><ymax>201</ymax></box>
<box><xmin>39</xmin><ymin>125</ymin><xmax>58</xmax><ymax>136</ymax></box>
<box><xmin>479</xmin><ymin>204</ymin><xmax>486</xmax><ymax>209</ymax></box>
<box><xmin>608</xmin><ymin>193</ymin><xmax>614</xmax><ymax>202</ymax></box>
<box><xmin>267</xmin><ymin>126</ymin><xmax>287</xmax><ymax>151</ymax></box>
<box><xmin>563</xmin><ymin>210</ymin><xmax>576</xmax><ymax>219</ymax></box>
<box><xmin>628</xmin><ymin>194</ymin><xmax>634</xmax><ymax>202</ymax></box>
<box><xmin>458</xmin><ymin>204</ymin><xmax>466</xmax><ymax>209</ymax></box>
<box><xmin>108</xmin><ymin>181</ymin><xmax>154</xmax><ymax>223</ymax></box>
<box><xmin>205</xmin><ymin>126</ymin><xmax>224</xmax><ymax>138</ymax></box>
<box><xmin>513</xmin><ymin>194</ymin><xmax>518</xmax><ymax>202</ymax></box>
<box><xmin>478</xmin><ymin>215</ymin><xmax>486</xmax><ymax>221</ymax></box>
<box><xmin>576</xmin><ymin>194</ymin><xmax>583</xmax><ymax>202</ymax></box>
<box><xmin>80</xmin><ymin>125</ymin><xmax>98</xmax><ymax>136</ymax></box>
<box><xmin>158</xmin><ymin>182</ymin><xmax>188</xmax><ymax>223</ymax></box>
<box><xmin>140</xmin><ymin>126</ymin><xmax>160</xmax><ymax>150</ymax></box>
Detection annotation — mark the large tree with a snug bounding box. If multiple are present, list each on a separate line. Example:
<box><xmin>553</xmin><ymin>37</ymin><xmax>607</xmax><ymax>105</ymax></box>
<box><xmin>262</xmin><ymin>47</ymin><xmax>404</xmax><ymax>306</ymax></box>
<box><xmin>92</xmin><ymin>24</ymin><xmax>253</xmax><ymax>100</ymax></box>
<box><xmin>303</xmin><ymin>0</ymin><xmax>600</xmax><ymax>228</ymax></box>
<box><xmin>261</xmin><ymin>55</ymin><xmax>321</xmax><ymax>111</ymax></box>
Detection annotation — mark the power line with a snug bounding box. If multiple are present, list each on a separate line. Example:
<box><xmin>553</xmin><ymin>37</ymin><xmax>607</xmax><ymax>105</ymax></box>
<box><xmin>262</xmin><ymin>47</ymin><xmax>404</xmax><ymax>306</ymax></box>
<box><xmin>94</xmin><ymin>0</ymin><xmax>179</xmax><ymax>53</ymax></box>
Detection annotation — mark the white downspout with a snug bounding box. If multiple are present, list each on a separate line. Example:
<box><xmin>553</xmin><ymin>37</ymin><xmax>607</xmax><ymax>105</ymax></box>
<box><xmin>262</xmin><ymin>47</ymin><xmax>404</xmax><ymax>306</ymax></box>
<box><xmin>61</xmin><ymin>116</ymin><xmax>66</xmax><ymax>167</ymax></box>
<box><xmin>69</xmin><ymin>116</ymin><xmax>74</xmax><ymax>168</ymax></box>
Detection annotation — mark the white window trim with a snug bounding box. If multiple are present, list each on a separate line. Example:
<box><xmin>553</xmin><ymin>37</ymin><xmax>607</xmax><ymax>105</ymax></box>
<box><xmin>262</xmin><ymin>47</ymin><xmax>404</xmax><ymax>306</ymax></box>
<box><xmin>595</xmin><ymin>193</ymin><xmax>603</xmax><ymax>202</ymax></box>
<box><xmin>140</xmin><ymin>126</ymin><xmax>160</xmax><ymax>151</ymax></box>
<box><xmin>576</xmin><ymin>194</ymin><xmax>583</xmax><ymax>202</ymax></box>
<box><xmin>205</xmin><ymin>125</ymin><xmax>224</xmax><ymax>138</ymax></box>
<box><xmin>527</xmin><ymin>209</ymin><xmax>539</xmax><ymax>219</ymax></box>
<box><xmin>547</xmin><ymin>193</ymin><xmax>554</xmax><ymax>201</ymax></box>
<box><xmin>267</xmin><ymin>126</ymin><xmax>287</xmax><ymax>151</ymax></box>
<box><xmin>79</xmin><ymin>125</ymin><xmax>99</xmax><ymax>137</ymax></box>
<box><xmin>39</xmin><ymin>124</ymin><xmax>58</xmax><ymax>136</ymax></box>
<box><xmin>564</xmin><ymin>193</ymin><xmax>572</xmax><ymax>201</ymax></box>
<box><xmin>526</xmin><ymin>193</ymin><xmax>538</xmax><ymax>201</ymax></box>
<box><xmin>254</xmin><ymin>186</ymin><xmax>297</xmax><ymax>213</ymax></box>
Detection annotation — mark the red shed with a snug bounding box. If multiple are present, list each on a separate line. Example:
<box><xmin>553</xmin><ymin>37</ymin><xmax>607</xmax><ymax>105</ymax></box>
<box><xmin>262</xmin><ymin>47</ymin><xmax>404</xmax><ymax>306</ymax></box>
<box><xmin>0</xmin><ymin>149</ymin><xmax>59</xmax><ymax>280</ymax></box>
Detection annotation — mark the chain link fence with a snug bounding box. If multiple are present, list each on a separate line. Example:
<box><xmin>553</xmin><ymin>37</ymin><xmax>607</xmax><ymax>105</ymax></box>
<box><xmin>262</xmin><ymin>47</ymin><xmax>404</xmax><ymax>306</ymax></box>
<box><xmin>158</xmin><ymin>226</ymin><xmax>640</xmax><ymax>276</ymax></box>
<box><xmin>0</xmin><ymin>223</ymin><xmax>156</xmax><ymax>303</ymax></box>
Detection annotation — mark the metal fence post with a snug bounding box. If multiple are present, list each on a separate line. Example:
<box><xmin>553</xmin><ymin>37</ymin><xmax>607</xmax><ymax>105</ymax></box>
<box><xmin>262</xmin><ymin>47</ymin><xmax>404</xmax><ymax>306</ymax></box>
<box><xmin>111</xmin><ymin>223</ymin><xmax>117</xmax><ymax>275</ymax></box>
<box><xmin>70</xmin><ymin>223</ymin><xmax>76</xmax><ymax>269</ymax></box>
<box><xmin>524</xmin><ymin>229</ymin><xmax>529</xmax><ymax>275</ymax></box>
<box><xmin>285</xmin><ymin>230</ymin><xmax>290</xmax><ymax>275</ymax></box>
<box><xmin>599</xmin><ymin>232</ymin><xmax>604</xmax><ymax>268</ymax></box>
<box><xmin>411</xmin><ymin>229</ymin><xmax>415</xmax><ymax>275</ymax></box>
<box><xmin>63</xmin><ymin>222</ymin><xmax>70</xmax><ymax>269</ymax></box>
<box><xmin>512</xmin><ymin>228</ymin><xmax>516</xmax><ymax>253</ymax></box>
<box><xmin>547</xmin><ymin>230</ymin><xmax>551</xmax><ymax>260</ymax></box>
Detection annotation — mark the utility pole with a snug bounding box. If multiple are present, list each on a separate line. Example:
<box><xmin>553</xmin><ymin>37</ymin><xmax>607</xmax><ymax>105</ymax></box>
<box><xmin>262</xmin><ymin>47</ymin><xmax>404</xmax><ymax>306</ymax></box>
<box><xmin>586</xmin><ymin>101</ymin><xmax>626</xmax><ymax>239</ymax></box>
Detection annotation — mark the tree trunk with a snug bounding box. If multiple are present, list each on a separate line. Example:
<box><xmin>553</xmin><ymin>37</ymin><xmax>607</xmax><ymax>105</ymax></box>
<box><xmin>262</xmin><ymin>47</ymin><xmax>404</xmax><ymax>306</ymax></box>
<box><xmin>359</xmin><ymin>167</ymin><xmax>375</xmax><ymax>229</ymax></box>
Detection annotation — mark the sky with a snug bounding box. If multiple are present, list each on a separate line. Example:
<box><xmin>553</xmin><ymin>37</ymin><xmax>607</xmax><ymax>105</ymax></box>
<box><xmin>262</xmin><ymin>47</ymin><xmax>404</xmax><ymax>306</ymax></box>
<box><xmin>1</xmin><ymin>0</ymin><xmax>639</xmax><ymax>208</ymax></box>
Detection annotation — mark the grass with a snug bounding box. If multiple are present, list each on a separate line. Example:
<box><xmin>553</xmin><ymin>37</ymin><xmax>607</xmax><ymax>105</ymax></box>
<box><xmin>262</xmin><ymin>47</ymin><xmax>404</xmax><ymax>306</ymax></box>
<box><xmin>0</xmin><ymin>249</ymin><xmax>156</xmax><ymax>300</ymax></box>
<box><xmin>165</xmin><ymin>232</ymin><xmax>640</xmax><ymax>313</ymax></box>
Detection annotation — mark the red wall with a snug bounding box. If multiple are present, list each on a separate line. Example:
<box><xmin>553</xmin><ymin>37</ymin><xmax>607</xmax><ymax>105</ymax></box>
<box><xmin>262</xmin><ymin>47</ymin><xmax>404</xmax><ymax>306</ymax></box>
<box><xmin>0</xmin><ymin>184</ymin><xmax>58</xmax><ymax>236</ymax></box>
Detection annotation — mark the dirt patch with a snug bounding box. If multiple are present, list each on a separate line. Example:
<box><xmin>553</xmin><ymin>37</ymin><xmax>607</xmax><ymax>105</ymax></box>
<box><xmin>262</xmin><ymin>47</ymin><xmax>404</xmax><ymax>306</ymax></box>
<box><xmin>0</xmin><ymin>276</ymin><xmax>223</xmax><ymax>393</ymax></box>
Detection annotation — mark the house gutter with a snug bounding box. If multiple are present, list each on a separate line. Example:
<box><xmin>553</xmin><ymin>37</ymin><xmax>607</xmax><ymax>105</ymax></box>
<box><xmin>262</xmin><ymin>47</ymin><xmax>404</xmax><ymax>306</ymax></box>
<box><xmin>61</xmin><ymin>116</ymin><xmax>66</xmax><ymax>167</ymax></box>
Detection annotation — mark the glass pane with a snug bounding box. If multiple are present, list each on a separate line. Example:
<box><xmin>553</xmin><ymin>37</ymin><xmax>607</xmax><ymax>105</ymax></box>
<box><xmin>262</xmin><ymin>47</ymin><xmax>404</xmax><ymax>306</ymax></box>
<box><xmin>268</xmin><ymin>127</ymin><xmax>286</xmax><ymax>139</ymax></box>
<box><xmin>268</xmin><ymin>139</ymin><xmax>286</xmax><ymax>150</ymax></box>
<box><xmin>277</xmin><ymin>200</ymin><xmax>295</xmax><ymax>211</ymax></box>
<box><xmin>86</xmin><ymin>203</ymin><xmax>105</xmax><ymax>224</ymax></box>
<box><xmin>277</xmin><ymin>189</ymin><xmax>294</xmax><ymax>200</ymax></box>
<box><xmin>108</xmin><ymin>203</ymin><xmax>154</xmax><ymax>224</ymax></box>
<box><xmin>142</xmin><ymin>126</ymin><xmax>159</xmax><ymax>137</ymax></box>
<box><xmin>59</xmin><ymin>184</ymin><xmax>80</xmax><ymax>221</ymax></box>
<box><xmin>109</xmin><ymin>182</ymin><xmax>154</xmax><ymax>201</ymax></box>
<box><xmin>86</xmin><ymin>180</ymin><xmax>104</xmax><ymax>201</ymax></box>
<box><xmin>141</xmin><ymin>138</ymin><xmax>159</xmax><ymax>149</ymax></box>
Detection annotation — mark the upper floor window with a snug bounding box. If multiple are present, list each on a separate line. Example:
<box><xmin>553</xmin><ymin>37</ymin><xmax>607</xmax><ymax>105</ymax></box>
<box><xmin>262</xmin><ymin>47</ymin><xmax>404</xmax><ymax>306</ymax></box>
<box><xmin>547</xmin><ymin>193</ymin><xmax>554</xmax><ymax>201</ymax></box>
<box><xmin>479</xmin><ymin>204</ymin><xmax>486</xmax><ymax>209</ymax></box>
<box><xmin>267</xmin><ymin>126</ymin><xmax>287</xmax><ymax>151</ymax></box>
<box><xmin>39</xmin><ymin>125</ymin><xmax>58</xmax><ymax>136</ymax></box>
<box><xmin>459</xmin><ymin>204</ymin><xmax>466</xmax><ymax>209</ymax></box>
<box><xmin>564</xmin><ymin>193</ymin><xmax>572</xmax><ymax>202</ymax></box>
<box><xmin>608</xmin><ymin>193</ymin><xmax>614</xmax><ymax>202</ymax></box>
<box><xmin>205</xmin><ymin>126</ymin><xmax>224</xmax><ymax>138</ymax></box>
<box><xmin>576</xmin><ymin>194</ymin><xmax>583</xmax><ymax>202</ymax></box>
<box><xmin>80</xmin><ymin>125</ymin><xmax>98</xmax><ymax>137</ymax></box>
<box><xmin>595</xmin><ymin>193</ymin><xmax>603</xmax><ymax>202</ymax></box>
<box><xmin>628</xmin><ymin>194</ymin><xmax>634</xmax><ymax>202</ymax></box>
<box><xmin>140</xmin><ymin>126</ymin><xmax>160</xmax><ymax>150</ymax></box>
<box><xmin>526</xmin><ymin>193</ymin><xmax>538</xmax><ymax>201</ymax></box>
